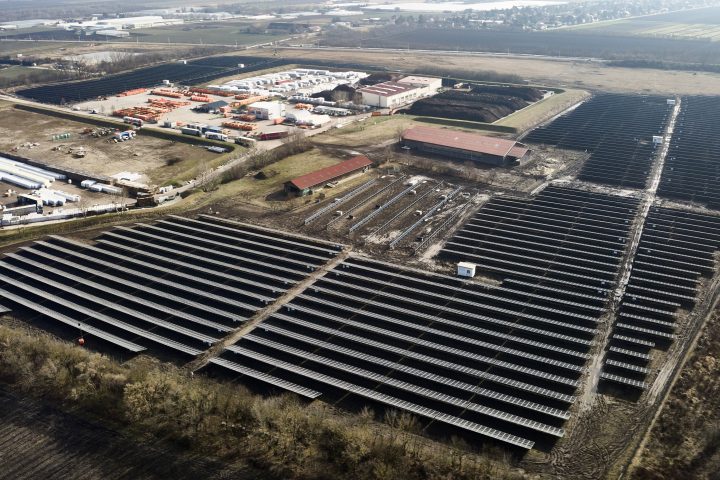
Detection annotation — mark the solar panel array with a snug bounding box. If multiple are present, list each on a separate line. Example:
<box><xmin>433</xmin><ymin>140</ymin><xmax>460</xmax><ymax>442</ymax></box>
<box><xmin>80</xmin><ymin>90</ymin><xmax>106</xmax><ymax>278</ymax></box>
<box><xmin>0</xmin><ymin>215</ymin><xmax>341</xmax><ymax>358</ymax></box>
<box><xmin>524</xmin><ymin>94</ymin><xmax>671</xmax><ymax>189</ymax></box>
<box><xmin>657</xmin><ymin>96</ymin><xmax>720</xmax><ymax>207</ymax></box>
<box><xmin>15</xmin><ymin>56</ymin><xmax>285</xmax><ymax>104</ymax></box>
<box><xmin>601</xmin><ymin>207</ymin><xmax>720</xmax><ymax>389</ymax></box>
<box><xmin>439</xmin><ymin>185</ymin><xmax>640</xmax><ymax>297</ymax></box>
<box><xmin>212</xmin><ymin>256</ymin><xmax>593</xmax><ymax>450</ymax></box>
<box><xmin>210</xmin><ymin>187</ymin><xmax>639</xmax><ymax>450</ymax></box>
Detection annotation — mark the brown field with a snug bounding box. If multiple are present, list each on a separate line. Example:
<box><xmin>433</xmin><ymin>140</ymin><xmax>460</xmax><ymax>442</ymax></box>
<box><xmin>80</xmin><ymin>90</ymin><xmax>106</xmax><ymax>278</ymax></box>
<box><xmin>0</xmin><ymin>105</ymin><xmax>221</xmax><ymax>186</ymax></box>
<box><xmin>255</xmin><ymin>47</ymin><xmax>720</xmax><ymax>95</ymax></box>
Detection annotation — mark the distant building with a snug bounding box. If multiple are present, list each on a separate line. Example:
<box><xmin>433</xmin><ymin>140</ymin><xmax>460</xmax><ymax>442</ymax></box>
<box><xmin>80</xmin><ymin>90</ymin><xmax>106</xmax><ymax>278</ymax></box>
<box><xmin>248</xmin><ymin>101</ymin><xmax>286</xmax><ymax>120</ymax></box>
<box><xmin>397</xmin><ymin>76</ymin><xmax>442</xmax><ymax>97</ymax></box>
<box><xmin>401</xmin><ymin>126</ymin><xmax>529</xmax><ymax>166</ymax></box>
<box><xmin>358</xmin><ymin>81</ymin><xmax>420</xmax><ymax>108</ymax></box>
<box><xmin>285</xmin><ymin>155</ymin><xmax>373</xmax><ymax>196</ymax></box>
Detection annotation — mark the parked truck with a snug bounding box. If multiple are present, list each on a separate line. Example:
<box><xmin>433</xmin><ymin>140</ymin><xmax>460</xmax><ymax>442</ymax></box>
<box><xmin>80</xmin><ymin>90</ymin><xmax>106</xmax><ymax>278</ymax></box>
<box><xmin>259</xmin><ymin>131</ymin><xmax>289</xmax><ymax>141</ymax></box>
<box><xmin>181</xmin><ymin>127</ymin><xmax>202</xmax><ymax>137</ymax></box>
<box><xmin>205</xmin><ymin>132</ymin><xmax>228</xmax><ymax>142</ymax></box>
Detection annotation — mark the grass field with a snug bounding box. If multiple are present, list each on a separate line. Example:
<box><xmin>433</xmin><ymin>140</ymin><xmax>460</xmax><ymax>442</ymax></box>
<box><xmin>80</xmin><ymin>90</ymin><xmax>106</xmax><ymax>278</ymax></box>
<box><xmin>314</xmin><ymin>114</ymin><xmax>514</xmax><ymax>149</ymax></box>
<box><xmin>0</xmin><ymin>40</ymin><xmax>79</xmax><ymax>55</ymax></box>
<box><xmin>206</xmin><ymin>148</ymin><xmax>341</xmax><ymax>208</ymax></box>
<box><xmin>0</xmin><ymin>66</ymin><xmax>39</xmax><ymax>80</ymax></box>
<box><xmin>495</xmin><ymin>88</ymin><xmax>590</xmax><ymax>131</ymax></box>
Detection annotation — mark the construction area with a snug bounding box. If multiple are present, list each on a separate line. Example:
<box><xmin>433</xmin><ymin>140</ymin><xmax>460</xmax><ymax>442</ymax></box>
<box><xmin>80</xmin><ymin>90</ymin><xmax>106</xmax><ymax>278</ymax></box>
<box><xmin>1</xmin><ymin>52</ymin><xmax>720</xmax><ymax>480</ymax></box>
<box><xmin>0</xmin><ymin>104</ymin><xmax>223</xmax><ymax>188</ymax></box>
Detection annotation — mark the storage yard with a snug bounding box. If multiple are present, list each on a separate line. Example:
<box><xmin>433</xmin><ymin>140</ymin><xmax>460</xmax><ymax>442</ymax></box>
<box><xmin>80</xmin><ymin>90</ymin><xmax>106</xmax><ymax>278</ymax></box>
<box><xmin>0</xmin><ymin>105</ymin><xmax>220</xmax><ymax>188</ymax></box>
<box><xmin>2</xmin><ymin>46</ymin><xmax>720</xmax><ymax>480</ymax></box>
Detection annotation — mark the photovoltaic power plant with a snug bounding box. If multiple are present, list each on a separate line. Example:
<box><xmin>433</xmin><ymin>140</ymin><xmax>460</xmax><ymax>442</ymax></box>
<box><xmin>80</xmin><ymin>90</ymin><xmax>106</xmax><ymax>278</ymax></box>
<box><xmin>601</xmin><ymin>207</ymin><xmax>720</xmax><ymax>389</ymax></box>
<box><xmin>524</xmin><ymin>94</ymin><xmax>671</xmax><ymax>189</ymax></box>
<box><xmin>0</xmin><ymin>215</ymin><xmax>342</xmax><ymax>355</ymax></box>
<box><xmin>213</xmin><ymin>255</ymin><xmax>586</xmax><ymax>450</ymax></box>
<box><xmin>657</xmin><ymin>96</ymin><xmax>720</xmax><ymax>207</ymax></box>
<box><xmin>439</xmin><ymin>185</ymin><xmax>640</xmax><ymax>296</ymax></box>
<box><xmin>15</xmin><ymin>56</ymin><xmax>285</xmax><ymax>104</ymax></box>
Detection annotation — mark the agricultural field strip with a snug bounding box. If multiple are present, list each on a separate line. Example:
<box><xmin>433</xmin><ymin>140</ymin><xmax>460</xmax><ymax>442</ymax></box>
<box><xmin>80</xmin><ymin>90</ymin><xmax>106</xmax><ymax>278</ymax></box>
<box><xmin>320</xmin><ymin>27</ymin><xmax>720</xmax><ymax>65</ymax></box>
<box><xmin>600</xmin><ymin>207</ymin><xmax>720</xmax><ymax>389</ymax></box>
<box><xmin>0</xmin><ymin>216</ymin><xmax>341</xmax><ymax>356</ymax></box>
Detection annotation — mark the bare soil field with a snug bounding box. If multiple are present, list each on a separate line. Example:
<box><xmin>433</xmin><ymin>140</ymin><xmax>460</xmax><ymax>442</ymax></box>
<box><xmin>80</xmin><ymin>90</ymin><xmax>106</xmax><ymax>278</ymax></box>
<box><xmin>0</xmin><ymin>387</ymin><xmax>237</xmax><ymax>480</ymax></box>
<box><xmin>631</xmin><ymin>306</ymin><xmax>720</xmax><ymax>480</ymax></box>
<box><xmin>260</xmin><ymin>48</ymin><xmax>720</xmax><ymax>95</ymax></box>
<box><xmin>0</xmin><ymin>105</ymin><xmax>220</xmax><ymax>186</ymax></box>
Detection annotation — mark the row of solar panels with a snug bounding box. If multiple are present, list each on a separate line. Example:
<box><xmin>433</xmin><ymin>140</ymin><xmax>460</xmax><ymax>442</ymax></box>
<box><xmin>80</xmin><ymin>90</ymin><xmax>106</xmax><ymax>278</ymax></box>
<box><xmin>657</xmin><ymin>96</ymin><xmax>720</xmax><ymax>207</ymax></box>
<box><xmin>208</xmin><ymin>187</ymin><xmax>642</xmax><ymax>450</ymax></box>
<box><xmin>439</xmin><ymin>185</ymin><xmax>640</xmax><ymax>297</ymax></box>
<box><xmin>0</xmin><ymin>216</ymin><xmax>342</xmax><ymax>355</ymax></box>
<box><xmin>209</xmin><ymin>256</ymin><xmax>598</xmax><ymax>451</ymax></box>
<box><xmin>523</xmin><ymin>93</ymin><xmax>671</xmax><ymax>190</ymax></box>
<box><xmin>601</xmin><ymin>207</ymin><xmax>720</xmax><ymax>389</ymax></box>
<box><xmin>524</xmin><ymin>94</ymin><xmax>669</xmax><ymax>147</ymax></box>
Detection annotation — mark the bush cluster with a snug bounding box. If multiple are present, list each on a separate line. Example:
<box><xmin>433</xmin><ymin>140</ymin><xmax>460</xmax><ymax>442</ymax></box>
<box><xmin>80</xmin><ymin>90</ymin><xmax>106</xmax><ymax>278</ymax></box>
<box><xmin>0</xmin><ymin>324</ymin><xmax>522</xmax><ymax>480</ymax></box>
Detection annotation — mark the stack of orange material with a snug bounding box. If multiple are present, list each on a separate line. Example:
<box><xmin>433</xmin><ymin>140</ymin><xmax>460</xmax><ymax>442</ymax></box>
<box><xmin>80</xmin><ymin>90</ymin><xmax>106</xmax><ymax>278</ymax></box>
<box><xmin>190</xmin><ymin>87</ymin><xmax>234</xmax><ymax>97</ymax></box>
<box><xmin>150</xmin><ymin>89</ymin><xmax>184</xmax><ymax>99</ymax></box>
<box><xmin>232</xmin><ymin>95</ymin><xmax>267</xmax><ymax>107</ymax></box>
<box><xmin>147</xmin><ymin>98</ymin><xmax>191</xmax><ymax>109</ymax></box>
<box><xmin>190</xmin><ymin>95</ymin><xmax>211</xmax><ymax>102</ymax></box>
<box><xmin>112</xmin><ymin>107</ymin><xmax>164</xmax><ymax>123</ymax></box>
<box><xmin>222</xmin><ymin>122</ymin><xmax>257</xmax><ymax>131</ymax></box>
<box><xmin>233</xmin><ymin>114</ymin><xmax>256</xmax><ymax>122</ymax></box>
<box><xmin>294</xmin><ymin>103</ymin><xmax>313</xmax><ymax>110</ymax></box>
<box><xmin>117</xmin><ymin>88</ymin><xmax>146</xmax><ymax>97</ymax></box>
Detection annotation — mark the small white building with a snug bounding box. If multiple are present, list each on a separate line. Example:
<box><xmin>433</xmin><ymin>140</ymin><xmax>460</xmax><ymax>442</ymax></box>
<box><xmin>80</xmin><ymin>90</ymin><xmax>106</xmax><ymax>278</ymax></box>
<box><xmin>397</xmin><ymin>76</ymin><xmax>442</xmax><ymax>97</ymax></box>
<box><xmin>358</xmin><ymin>81</ymin><xmax>421</xmax><ymax>109</ymax></box>
<box><xmin>247</xmin><ymin>101</ymin><xmax>286</xmax><ymax>120</ymax></box>
<box><xmin>457</xmin><ymin>262</ymin><xmax>477</xmax><ymax>278</ymax></box>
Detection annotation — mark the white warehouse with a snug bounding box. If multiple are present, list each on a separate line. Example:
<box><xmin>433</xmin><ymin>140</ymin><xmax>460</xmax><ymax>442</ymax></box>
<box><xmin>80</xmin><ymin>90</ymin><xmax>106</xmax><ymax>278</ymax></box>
<box><xmin>397</xmin><ymin>76</ymin><xmax>442</xmax><ymax>97</ymax></box>
<box><xmin>248</xmin><ymin>101</ymin><xmax>286</xmax><ymax>120</ymax></box>
<box><xmin>358</xmin><ymin>81</ymin><xmax>421</xmax><ymax>109</ymax></box>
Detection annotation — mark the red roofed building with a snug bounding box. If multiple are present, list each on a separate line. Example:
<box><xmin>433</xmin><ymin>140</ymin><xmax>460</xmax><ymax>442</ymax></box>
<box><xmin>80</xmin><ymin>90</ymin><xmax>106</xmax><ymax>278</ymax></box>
<box><xmin>285</xmin><ymin>155</ymin><xmax>373</xmax><ymax>196</ymax></box>
<box><xmin>401</xmin><ymin>126</ymin><xmax>529</xmax><ymax>166</ymax></box>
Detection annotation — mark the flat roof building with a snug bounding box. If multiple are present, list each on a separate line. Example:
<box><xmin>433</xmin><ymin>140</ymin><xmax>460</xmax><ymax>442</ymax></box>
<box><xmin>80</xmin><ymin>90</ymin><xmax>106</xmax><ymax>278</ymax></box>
<box><xmin>401</xmin><ymin>126</ymin><xmax>529</xmax><ymax>166</ymax></box>
<box><xmin>248</xmin><ymin>101</ymin><xmax>286</xmax><ymax>120</ymax></box>
<box><xmin>285</xmin><ymin>155</ymin><xmax>373</xmax><ymax>196</ymax></box>
<box><xmin>358</xmin><ymin>81</ymin><xmax>420</xmax><ymax>109</ymax></box>
<box><xmin>397</xmin><ymin>76</ymin><xmax>442</xmax><ymax>97</ymax></box>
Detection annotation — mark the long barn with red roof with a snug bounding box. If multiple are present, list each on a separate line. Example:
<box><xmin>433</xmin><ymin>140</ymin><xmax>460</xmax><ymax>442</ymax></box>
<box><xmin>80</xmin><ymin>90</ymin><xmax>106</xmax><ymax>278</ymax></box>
<box><xmin>401</xmin><ymin>125</ymin><xmax>529</xmax><ymax>166</ymax></box>
<box><xmin>285</xmin><ymin>155</ymin><xmax>373</xmax><ymax>196</ymax></box>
